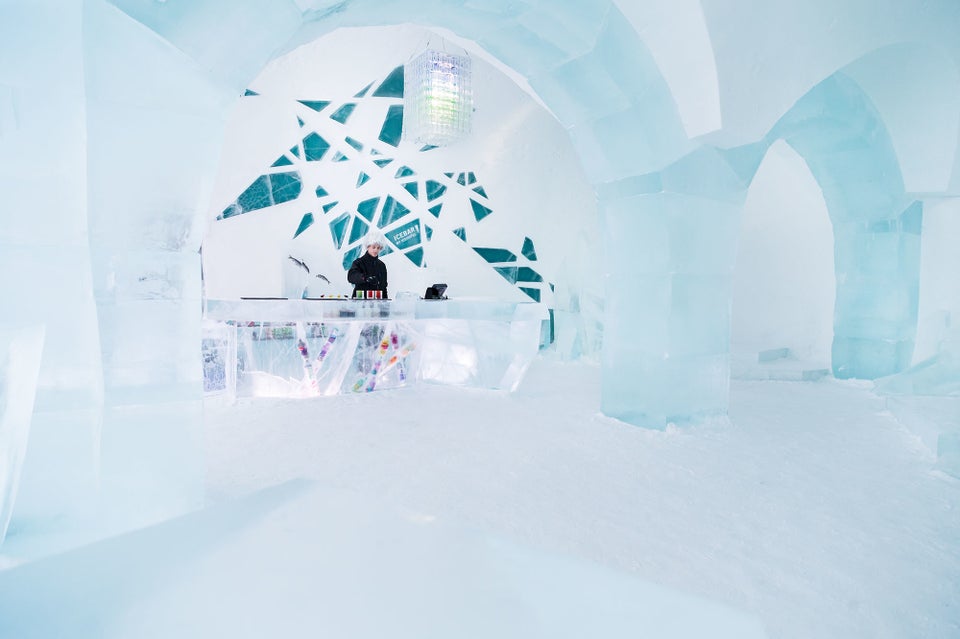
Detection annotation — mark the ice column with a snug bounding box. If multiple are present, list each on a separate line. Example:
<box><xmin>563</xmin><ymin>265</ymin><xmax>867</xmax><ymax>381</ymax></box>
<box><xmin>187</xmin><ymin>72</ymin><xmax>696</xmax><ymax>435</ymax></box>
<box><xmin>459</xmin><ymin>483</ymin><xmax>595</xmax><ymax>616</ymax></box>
<box><xmin>83</xmin><ymin>0</ymin><xmax>306</xmax><ymax>528</ymax></box>
<box><xmin>0</xmin><ymin>0</ymin><xmax>103</xmax><ymax>528</ymax></box>
<box><xmin>597</xmin><ymin>149</ymin><xmax>749</xmax><ymax>428</ymax></box>
<box><xmin>520</xmin><ymin>7</ymin><xmax>722</xmax><ymax>427</ymax></box>
<box><xmin>82</xmin><ymin>0</ymin><xmax>235</xmax><ymax>527</ymax></box>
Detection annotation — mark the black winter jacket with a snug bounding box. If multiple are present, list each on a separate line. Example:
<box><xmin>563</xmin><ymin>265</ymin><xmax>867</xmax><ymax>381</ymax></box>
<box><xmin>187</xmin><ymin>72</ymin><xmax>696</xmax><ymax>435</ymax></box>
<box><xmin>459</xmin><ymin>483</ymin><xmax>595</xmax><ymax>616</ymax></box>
<box><xmin>347</xmin><ymin>251</ymin><xmax>388</xmax><ymax>298</ymax></box>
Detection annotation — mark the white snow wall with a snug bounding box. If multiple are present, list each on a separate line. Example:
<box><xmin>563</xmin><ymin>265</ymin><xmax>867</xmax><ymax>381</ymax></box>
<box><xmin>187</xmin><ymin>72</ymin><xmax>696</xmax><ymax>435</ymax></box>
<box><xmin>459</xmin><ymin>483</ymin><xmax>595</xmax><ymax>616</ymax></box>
<box><xmin>1</xmin><ymin>0</ymin><xmax>958</xmax><ymax>530</ymax></box>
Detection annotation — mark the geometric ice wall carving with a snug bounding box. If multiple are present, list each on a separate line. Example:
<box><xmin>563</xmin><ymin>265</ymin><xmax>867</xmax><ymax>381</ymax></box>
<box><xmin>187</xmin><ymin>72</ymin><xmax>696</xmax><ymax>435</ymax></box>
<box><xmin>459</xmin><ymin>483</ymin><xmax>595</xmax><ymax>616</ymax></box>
<box><xmin>217</xmin><ymin>65</ymin><xmax>550</xmax><ymax>303</ymax></box>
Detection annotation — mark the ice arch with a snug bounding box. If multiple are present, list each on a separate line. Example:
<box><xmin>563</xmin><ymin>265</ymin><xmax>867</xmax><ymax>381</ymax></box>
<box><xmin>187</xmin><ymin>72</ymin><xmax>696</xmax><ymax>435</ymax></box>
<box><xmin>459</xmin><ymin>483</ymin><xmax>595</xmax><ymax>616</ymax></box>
<box><xmin>598</xmin><ymin>68</ymin><xmax>924</xmax><ymax>422</ymax></box>
<box><xmin>767</xmin><ymin>74</ymin><xmax>921</xmax><ymax>378</ymax></box>
<box><xmin>699</xmin><ymin>0</ymin><xmax>960</xmax><ymax>148</ymax></box>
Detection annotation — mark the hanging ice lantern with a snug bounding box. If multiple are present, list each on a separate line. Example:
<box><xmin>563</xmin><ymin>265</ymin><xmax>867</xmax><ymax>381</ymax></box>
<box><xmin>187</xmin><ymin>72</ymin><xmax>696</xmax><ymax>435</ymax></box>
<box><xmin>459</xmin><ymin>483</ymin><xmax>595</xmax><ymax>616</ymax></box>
<box><xmin>403</xmin><ymin>49</ymin><xmax>473</xmax><ymax>146</ymax></box>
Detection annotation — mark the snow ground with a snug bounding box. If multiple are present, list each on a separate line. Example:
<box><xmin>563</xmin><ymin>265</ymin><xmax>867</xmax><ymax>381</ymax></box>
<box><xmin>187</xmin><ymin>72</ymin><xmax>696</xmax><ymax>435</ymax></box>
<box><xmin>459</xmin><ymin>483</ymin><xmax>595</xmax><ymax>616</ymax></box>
<box><xmin>205</xmin><ymin>358</ymin><xmax>960</xmax><ymax>639</ymax></box>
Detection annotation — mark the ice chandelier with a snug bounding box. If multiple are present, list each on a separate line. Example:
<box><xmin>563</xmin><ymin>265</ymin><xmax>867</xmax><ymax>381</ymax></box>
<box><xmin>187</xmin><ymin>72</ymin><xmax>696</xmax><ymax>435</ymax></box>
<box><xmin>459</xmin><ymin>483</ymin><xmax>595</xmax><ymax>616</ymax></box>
<box><xmin>403</xmin><ymin>49</ymin><xmax>473</xmax><ymax>145</ymax></box>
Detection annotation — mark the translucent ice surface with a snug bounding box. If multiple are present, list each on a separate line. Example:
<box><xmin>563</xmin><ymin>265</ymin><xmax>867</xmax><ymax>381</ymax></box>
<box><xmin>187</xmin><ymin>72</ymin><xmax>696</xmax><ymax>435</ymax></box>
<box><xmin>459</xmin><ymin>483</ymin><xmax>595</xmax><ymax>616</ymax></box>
<box><xmin>0</xmin><ymin>327</ymin><xmax>45</xmax><ymax>544</ymax></box>
<box><xmin>104</xmin><ymin>0</ymin><xmax>304</xmax><ymax>91</ymax></box>
<box><xmin>598</xmin><ymin>150</ymin><xmax>745</xmax><ymax>428</ymax></box>
<box><xmin>0</xmin><ymin>1</ymin><xmax>104</xmax><ymax>527</ymax></box>
<box><xmin>770</xmin><ymin>75</ymin><xmax>921</xmax><ymax>379</ymax></box>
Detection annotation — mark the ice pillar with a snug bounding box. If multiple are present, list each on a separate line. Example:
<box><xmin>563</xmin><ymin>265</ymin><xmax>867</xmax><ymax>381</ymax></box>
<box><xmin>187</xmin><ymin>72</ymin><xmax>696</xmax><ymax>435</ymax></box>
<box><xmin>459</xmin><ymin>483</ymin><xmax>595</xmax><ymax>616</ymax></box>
<box><xmin>598</xmin><ymin>149</ymin><xmax>749</xmax><ymax>428</ymax></box>
<box><xmin>81</xmin><ymin>0</ymin><xmax>229</xmax><ymax>527</ymax></box>
<box><xmin>83</xmin><ymin>0</ymin><xmax>306</xmax><ymax>528</ymax></box>
<box><xmin>0</xmin><ymin>0</ymin><xmax>103</xmax><ymax>530</ymax></box>
<box><xmin>520</xmin><ymin>7</ymin><xmax>711</xmax><ymax>427</ymax></box>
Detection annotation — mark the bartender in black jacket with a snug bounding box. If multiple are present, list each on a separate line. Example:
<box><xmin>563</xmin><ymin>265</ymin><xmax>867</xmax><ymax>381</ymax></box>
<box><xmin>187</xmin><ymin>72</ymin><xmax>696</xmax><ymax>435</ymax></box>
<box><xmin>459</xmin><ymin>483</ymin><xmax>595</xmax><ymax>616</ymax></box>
<box><xmin>347</xmin><ymin>234</ymin><xmax>388</xmax><ymax>299</ymax></box>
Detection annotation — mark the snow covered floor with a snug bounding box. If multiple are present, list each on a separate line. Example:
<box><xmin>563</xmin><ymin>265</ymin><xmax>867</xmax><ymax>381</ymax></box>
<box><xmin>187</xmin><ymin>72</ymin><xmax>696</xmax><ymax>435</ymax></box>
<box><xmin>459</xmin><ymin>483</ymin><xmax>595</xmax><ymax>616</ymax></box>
<box><xmin>205</xmin><ymin>358</ymin><xmax>960</xmax><ymax>639</ymax></box>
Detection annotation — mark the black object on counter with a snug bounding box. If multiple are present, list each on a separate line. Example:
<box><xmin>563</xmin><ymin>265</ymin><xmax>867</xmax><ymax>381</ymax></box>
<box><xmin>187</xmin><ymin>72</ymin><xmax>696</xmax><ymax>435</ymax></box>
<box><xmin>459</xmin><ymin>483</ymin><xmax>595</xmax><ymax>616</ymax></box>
<box><xmin>424</xmin><ymin>284</ymin><xmax>448</xmax><ymax>300</ymax></box>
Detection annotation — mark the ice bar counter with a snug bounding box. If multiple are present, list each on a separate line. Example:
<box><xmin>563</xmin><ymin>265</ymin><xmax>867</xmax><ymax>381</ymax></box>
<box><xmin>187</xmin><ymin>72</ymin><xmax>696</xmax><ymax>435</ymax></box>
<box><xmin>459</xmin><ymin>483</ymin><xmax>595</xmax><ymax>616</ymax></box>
<box><xmin>202</xmin><ymin>298</ymin><xmax>548</xmax><ymax>399</ymax></box>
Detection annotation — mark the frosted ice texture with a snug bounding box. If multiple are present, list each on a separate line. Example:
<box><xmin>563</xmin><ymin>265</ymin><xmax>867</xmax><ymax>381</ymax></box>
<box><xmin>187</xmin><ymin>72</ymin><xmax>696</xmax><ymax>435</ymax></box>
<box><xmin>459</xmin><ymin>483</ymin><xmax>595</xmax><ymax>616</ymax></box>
<box><xmin>938</xmin><ymin>421</ymin><xmax>960</xmax><ymax>479</ymax></box>
<box><xmin>527</xmin><ymin>7</ymin><xmax>695</xmax><ymax>182</ymax></box>
<box><xmin>104</xmin><ymin>0</ymin><xmax>304</xmax><ymax>91</ymax></box>
<box><xmin>231</xmin><ymin>321</ymin><xmax>419</xmax><ymax>397</ymax></box>
<box><xmin>875</xmin><ymin>327</ymin><xmax>960</xmax><ymax>397</ymax></box>
<box><xmin>0</xmin><ymin>482</ymin><xmax>769</xmax><ymax>638</ymax></box>
<box><xmin>842</xmin><ymin>43</ymin><xmax>960</xmax><ymax>193</ymax></box>
<box><xmin>203</xmin><ymin>300</ymin><xmax>546</xmax><ymax>397</ymax></box>
<box><xmin>0</xmin><ymin>327</ymin><xmax>45</xmax><ymax>544</ymax></box>
<box><xmin>417</xmin><ymin>315</ymin><xmax>544</xmax><ymax>391</ymax></box>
